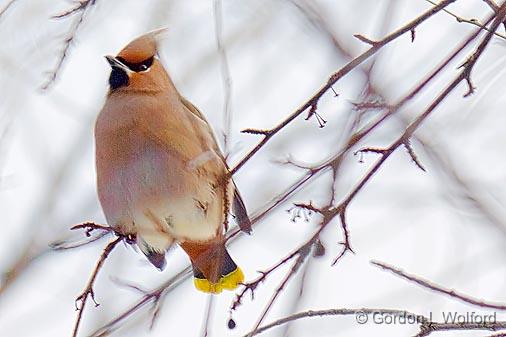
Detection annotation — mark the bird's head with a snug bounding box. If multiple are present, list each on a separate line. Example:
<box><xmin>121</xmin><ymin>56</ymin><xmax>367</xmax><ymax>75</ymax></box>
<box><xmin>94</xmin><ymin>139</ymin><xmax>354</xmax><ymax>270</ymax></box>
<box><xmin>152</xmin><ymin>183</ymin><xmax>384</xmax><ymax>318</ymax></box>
<box><xmin>105</xmin><ymin>28</ymin><xmax>170</xmax><ymax>93</ymax></box>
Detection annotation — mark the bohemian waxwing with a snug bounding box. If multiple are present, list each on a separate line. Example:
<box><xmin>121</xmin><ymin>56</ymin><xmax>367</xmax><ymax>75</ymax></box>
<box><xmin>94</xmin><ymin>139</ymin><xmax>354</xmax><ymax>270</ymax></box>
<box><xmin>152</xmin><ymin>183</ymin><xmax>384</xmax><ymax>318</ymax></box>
<box><xmin>95</xmin><ymin>29</ymin><xmax>251</xmax><ymax>293</ymax></box>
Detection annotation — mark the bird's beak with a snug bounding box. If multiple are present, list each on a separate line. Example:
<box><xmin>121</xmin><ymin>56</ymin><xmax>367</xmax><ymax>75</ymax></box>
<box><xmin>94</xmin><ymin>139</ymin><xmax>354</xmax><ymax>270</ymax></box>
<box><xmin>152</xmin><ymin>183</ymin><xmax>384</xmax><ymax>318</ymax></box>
<box><xmin>105</xmin><ymin>55</ymin><xmax>130</xmax><ymax>72</ymax></box>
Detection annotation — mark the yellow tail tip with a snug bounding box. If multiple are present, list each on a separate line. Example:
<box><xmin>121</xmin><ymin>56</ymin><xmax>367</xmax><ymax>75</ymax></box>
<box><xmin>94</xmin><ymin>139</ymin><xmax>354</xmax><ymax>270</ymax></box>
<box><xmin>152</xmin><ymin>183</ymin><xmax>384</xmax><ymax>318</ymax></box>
<box><xmin>194</xmin><ymin>268</ymin><xmax>244</xmax><ymax>294</ymax></box>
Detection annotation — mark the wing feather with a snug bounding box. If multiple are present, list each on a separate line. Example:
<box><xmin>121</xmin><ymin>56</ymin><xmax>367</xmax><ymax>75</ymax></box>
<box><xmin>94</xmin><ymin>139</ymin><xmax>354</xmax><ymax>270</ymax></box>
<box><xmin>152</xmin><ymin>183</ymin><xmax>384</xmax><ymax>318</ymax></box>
<box><xmin>180</xmin><ymin>96</ymin><xmax>252</xmax><ymax>233</ymax></box>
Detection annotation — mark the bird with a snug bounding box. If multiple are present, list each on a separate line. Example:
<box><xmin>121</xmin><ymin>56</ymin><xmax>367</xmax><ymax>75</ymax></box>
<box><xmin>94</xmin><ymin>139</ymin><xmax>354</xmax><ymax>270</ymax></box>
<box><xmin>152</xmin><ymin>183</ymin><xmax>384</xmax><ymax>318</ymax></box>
<box><xmin>95</xmin><ymin>29</ymin><xmax>251</xmax><ymax>294</ymax></box>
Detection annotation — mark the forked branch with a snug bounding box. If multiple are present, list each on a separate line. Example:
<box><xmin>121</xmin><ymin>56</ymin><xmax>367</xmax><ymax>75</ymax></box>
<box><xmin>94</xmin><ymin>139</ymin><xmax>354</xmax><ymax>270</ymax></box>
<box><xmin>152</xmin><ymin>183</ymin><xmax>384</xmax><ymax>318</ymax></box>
<box><xmin>72</xmin><ymin>236</ymin><xmax>122</xmax><ymax>337</ymax></box>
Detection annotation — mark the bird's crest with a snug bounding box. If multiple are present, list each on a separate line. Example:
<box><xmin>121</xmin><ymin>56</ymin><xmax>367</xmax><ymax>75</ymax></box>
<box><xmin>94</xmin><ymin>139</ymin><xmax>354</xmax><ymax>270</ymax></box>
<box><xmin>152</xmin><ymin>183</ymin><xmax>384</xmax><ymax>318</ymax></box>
<box><xmin>117</xmin><ymin>28</ymin><xmax>168</xmax><ymax>64</ymax></box>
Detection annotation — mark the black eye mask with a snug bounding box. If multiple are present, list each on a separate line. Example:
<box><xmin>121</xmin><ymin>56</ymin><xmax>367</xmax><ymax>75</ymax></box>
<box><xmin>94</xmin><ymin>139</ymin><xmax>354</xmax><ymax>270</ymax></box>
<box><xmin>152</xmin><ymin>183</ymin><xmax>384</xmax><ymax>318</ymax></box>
<box><xmin>117</xmin><ymin>56</ymin><xmax>154</xmax><ymax>72</ymax></box>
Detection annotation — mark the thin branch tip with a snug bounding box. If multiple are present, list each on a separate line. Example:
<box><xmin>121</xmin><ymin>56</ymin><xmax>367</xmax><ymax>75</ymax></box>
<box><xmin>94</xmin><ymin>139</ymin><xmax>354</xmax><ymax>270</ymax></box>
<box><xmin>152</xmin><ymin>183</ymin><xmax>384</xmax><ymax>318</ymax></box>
<box><xmin>353</xmin><ymin>34</ymin><xmax>377</xmax><ymax>46</ymax></box>
<box><xmin>241</xmin><ymin>128</ymin><xmax>271</xmax><ymax>136</ymax></box>
<box><xmin>403</xmin><ymin>140</ymin><xmax>426</xmax><ymax>172</ymax></box>
<box><xmin>304</xmin><ymin>101</ymin><xmax>327</xmax><ymax>128</ymax></box>
<box><xmin>372</xmin><ymin>260</ymin><xmax>506</xmax><ymax>311</ymax></box>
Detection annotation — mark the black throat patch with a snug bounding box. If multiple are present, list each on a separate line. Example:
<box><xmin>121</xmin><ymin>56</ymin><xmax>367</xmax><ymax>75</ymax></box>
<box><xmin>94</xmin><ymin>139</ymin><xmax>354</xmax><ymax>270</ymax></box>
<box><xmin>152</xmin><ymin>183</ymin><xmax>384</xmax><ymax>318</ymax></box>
<box><xmin>109</xmin><ymin>67</ymin><xmax>129</xmax><ymax>90</ymax></box>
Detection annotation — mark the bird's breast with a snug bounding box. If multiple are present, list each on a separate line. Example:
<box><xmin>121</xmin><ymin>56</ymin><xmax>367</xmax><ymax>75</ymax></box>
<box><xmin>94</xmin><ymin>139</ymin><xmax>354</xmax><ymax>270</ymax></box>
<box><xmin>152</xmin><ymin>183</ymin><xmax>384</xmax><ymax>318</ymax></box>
<box><xmin>95</xmin><ymin>126</ymin><xmax>224</xmax><ymax>241</ymax></box>
<box><xmin>95</xmin><ymin>92</ymin><xmax>227</xmax><ymax>241</ymax></box>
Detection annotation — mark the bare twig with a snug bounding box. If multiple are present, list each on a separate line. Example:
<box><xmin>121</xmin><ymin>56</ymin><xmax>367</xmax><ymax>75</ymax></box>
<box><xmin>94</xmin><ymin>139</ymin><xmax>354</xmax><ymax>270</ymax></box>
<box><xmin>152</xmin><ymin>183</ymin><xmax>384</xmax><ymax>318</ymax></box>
<box><xmin>424</xmin><ymin>0</ymin><xmax>506</xmax><ymax>39</ymax></box>
<box><xmin>53</xmin><ymin>0</ymin><xmax>97</xmax><ymax>18</ymax></box>
<box><xmin>87</xmin><ymin>190</ymin><xmax>320</xmax><ymax>336</ymax></box>
<box><xmin>83</xmin><ymin>3</ymin><xmax>506</xmax><ymax>334</ymax></box>
<box><xmin>50</xmin><ymin>231</ymin><xmax>109</xmax><ymax>251</ymax></box>
<box><xmin>371</xmin><ymin>260</ymin><xmax>506</xmax><ymax>311</ymax></box>
<box><xmin>245</xmin><ymin>308</ymin><xmax>427</xmax><ymax>337</ymax></box>
<box><xmin>72</xmin><ymin>236</ymin><xmax>122</xmax><ymax>337</ymax></box>
<box><xmin>481</xmin><ymin>0</ymin><xmax>506</xmax><ymax>30</ymax></box>
<box><xmin>403</xmin><ymin>139</ymin><xmax>426</xmax><ymax>172</ymax></box>
<box><xmin>42</xmin><ymin>0</ymin><xmax>99</xmax><ymax>90</ymax></box>
<box><xmin>331</xmin><ymin>210</ymin><xmax>355</xmax><ymax>265</ymax></box>
<box><xmin>71</xmin><ymin>222</ymin><xmax>113</xmax><ymax>237</ymax></box>
<box><xmin>241</xmin><ymin>7</ymin><xmax>506</xmax><ymax>332</ymax></box>
<box><xmin>230</xmin><ymin>0</ymin><xmax>459</xmax><ymax>176</ymax></box>
<box><xmin>88</xmin><ymin>266</ymin><xmax>192</xmax><ymax>336</ymax></box>
<box><xmin>333</xmin><ymin>1</ymin><xmax>506</xmax><ymax>211</ymax></box>
<box><xmin>416</xmin><ymin>321</ymin><xmax>506</xmax><ymax>337</ymax></box>
<box><xmin>0</xmin><ymin>0</ymin><xmax>17</xmax><ymax>21</ymax></box>
<box><xmin>244</xmin><ymin>307</ymin><xmax>506</xmax><ymax>337</ymax></box>
<box><xmin>278</xmin><ymin>252</ymin><xmax>315</xmax><ymax>336</ymax></box>
<box><xmin>249</xmin><ymin>243</ymin><xmax>313</xmax><ymax>335</ymax></box>
<box><xmin>304</xmin><ymin>101</ymin><xmax>327</xmax><ymax>128</ymax></box>
<box><xmin>238</xmin><ymin>203</ymin><xmax>351</xmax><ymax>334</ymax></box>
<box><xmin>353</xmin><ymin>34</ymin><xmax>378</xmax><ymax>46</ymax></box>
<box><xmin>231</xmin><ymin>246</ymin><xmax>302</xmax><ymax>312</ymax></box>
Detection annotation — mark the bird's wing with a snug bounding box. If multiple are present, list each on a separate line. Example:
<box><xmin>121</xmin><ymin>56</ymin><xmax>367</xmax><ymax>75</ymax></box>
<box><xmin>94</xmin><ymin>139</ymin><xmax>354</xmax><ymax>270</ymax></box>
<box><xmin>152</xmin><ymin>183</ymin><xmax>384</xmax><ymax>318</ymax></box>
<box><xmin>180</xmin><ymin>95</ymin><xmax>252</xmax><ymax>234</ymax></box>
<box><xmin>180</xmin><ymin>95</ymin><xmax>209</xmax><ymax>125</ymax></box>
<box><xmin>232</xmin><ymin>184</ymin><xmax>252</xmax><ymax>234</ymax></box>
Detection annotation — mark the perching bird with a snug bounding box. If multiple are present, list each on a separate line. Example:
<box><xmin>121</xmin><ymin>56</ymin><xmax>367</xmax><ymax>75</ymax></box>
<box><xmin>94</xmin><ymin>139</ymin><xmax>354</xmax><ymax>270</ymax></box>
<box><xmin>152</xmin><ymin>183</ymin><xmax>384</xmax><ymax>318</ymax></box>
<box><xmin>95</xmin><ymin>29</ymin><xmax>251</xmax><ymax>294</ymax></box>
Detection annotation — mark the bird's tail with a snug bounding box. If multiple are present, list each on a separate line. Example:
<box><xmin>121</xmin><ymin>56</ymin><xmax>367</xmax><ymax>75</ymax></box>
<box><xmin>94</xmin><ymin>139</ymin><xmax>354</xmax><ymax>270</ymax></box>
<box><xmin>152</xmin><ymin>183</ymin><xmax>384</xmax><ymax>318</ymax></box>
<box><xmin>181</xmin><ymin>242</ymin><xmax>244</xmax><ymax>294</ymax></box>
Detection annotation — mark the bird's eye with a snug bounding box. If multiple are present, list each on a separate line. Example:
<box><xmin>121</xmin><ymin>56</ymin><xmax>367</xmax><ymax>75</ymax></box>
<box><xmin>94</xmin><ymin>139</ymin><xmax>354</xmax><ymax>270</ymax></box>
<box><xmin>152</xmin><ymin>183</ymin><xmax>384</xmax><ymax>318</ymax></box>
<box><xmin>137</xmin><ymin>56</ymin><xmax>154</xmax><ymax>72</ymax></box>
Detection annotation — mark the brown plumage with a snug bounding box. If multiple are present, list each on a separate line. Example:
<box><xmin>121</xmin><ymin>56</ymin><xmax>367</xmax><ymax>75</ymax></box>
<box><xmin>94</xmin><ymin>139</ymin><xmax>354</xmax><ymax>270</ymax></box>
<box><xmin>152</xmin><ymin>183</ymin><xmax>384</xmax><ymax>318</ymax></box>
<box><xmin>95</xmin><ymin>29</ymin><xmax>251</xmax><ymax>292</ymax></box>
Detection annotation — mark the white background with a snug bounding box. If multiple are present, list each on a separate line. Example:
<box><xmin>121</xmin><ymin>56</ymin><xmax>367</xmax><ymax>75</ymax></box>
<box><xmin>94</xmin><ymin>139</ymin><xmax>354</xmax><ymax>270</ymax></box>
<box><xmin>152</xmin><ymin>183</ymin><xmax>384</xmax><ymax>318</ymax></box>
<box><xmin>0</xmin><ymin>1</ymin><xmax>505</xmax><ymax>336</ymax></box>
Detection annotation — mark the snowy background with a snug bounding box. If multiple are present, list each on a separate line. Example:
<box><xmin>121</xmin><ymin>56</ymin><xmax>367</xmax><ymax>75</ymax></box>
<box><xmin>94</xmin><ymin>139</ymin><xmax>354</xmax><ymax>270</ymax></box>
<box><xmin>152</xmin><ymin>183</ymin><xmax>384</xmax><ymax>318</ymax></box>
<box><xmin>0</xmin><ymin>0</ymin><xmax>505</xmax><ymax>336</ymax></box>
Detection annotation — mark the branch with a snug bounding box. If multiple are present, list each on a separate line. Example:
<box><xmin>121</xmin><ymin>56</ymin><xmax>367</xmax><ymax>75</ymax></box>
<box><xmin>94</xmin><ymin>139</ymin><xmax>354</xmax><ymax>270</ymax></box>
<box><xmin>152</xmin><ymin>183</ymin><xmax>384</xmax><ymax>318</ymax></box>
<box><xmin>42</xmin><ymin>0</ymin><xmax>99</xmax><ymax>90</ymax></box>
<box><xmin>0</xmin><ymin>0</ymin><xmax>17</xmax><ymax>21</ymax></box>
<box><xmin>482</xmin><ymin>0</ymin><xmax>506</xmax><ymax>31</ymax></box>
<box><xmin>71</xmin><ymin>236</ymin><xmax>122</xmax><ymax>337</ymax></box>
<box><xmin>88</xmin><ymin>266</ymin><xmax>192</xmax><ymax>336</ymax></box>
<box><xmin>240</xmin><ymin>128</ymin><xmax>272</xmax><ymax>136</ymax></box>
<box><xmin>424</xmin><ymin>0</ymin><xmax>506</xmax><ymax>39</ymax></box>
<box><xmin>248</xmin><ymin>243</ymin><xmax>312</xmax><ymax>335</ymax></box>
<box><xmin>84</xmin><ymin>3</ymin><xmax>505</xmax><ymax>333</ymax></box>
<box><xmin>238</xmin><ymin>8</ymin><xmax>506</xmax><ymax>328</ymax></box>
<box><xmin>353</xmin><ymin>34</ymin><xmax>378</xmax><ymax>45</ymax></box>
<box><xmin>236</xmin><ymin>9</ymin><xmax>505</xmax><ymax>327</ymax></box>
<box><xmin>288</xmin><ymin>201</ymin><xmax>321</xmax><ymax>222</ymax></box>
<box><xmin>334</xmin><ymin>1</ymin><xmax>506</xmax><ymax>211</ymax></box>
<box><xmin>304</xmin><ymin>101</ymin><xmax>327</xmax><ymax>128</ymax></box>
<box><xmin>331</xmin><ymin>210</ymin><xmax>355</xmax><ymax>265</ymax></box>
<box><xmin>245</xmin><ymin>307</ymin><xmax>506</xmax><ymax>337</ymax></box>
<box><xmin>90</xmin><ymin>184</ymin><xmax>324</xmax><ymax>336</ymax></box>
<box><xmin>230</xmin><ymin>0</ymin><xmax>459</xmax><ymax>176</ymax></box>
<box><xmin>231</xmin><ymin>246</ymin><xmax>302</xmax><ymax>312</ymax></box>
<box><xmin>239</xmin><ymin>202</ymin><xmax>354</xmax><ymax>335</ymax></box>
<box><xmin>403</xmin><ymin>139</ymin><xmax>426</xmax><ymax>172</ymax></box>
<box><xmin>416</xmin><ymin>321</ymin><xmax>506</xmax><ymax>337</ymax></box>
<box><xmin>53</xmin><ymin>0</ymin><xmax>97</xmax><ymax>18</ymax></box>
<box><xmin>71</xmin><ymin>222</ymin><xmax>114</xmax><ymax>237</ymax></box>
<box><xmin>245</xmin><ymin>308</ymin><xmax>426</xmax><ymax>337</ymax></box>
<box><xmin>50</xmin><ymin>231</ymin><xmax>109</xmax><ymax>250</ymax></box>
<box><xmin>371</xmin><ymin>260</ymin><xmax>506</xmax><ymax>311</ymax></box>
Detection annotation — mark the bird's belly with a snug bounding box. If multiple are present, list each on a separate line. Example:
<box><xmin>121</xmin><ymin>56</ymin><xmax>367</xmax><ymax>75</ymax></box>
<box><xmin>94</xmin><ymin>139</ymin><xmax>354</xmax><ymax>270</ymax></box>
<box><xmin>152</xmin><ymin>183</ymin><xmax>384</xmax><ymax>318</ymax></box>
<box><xmin>140</xmin><ymin>196</ymin><xmax>221</xmax><ymax>241</ymax></box>
<box><xmin>98</xmin><ymin>148</ymin><xmax>222</xmax><ymax>242</ymax></box>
